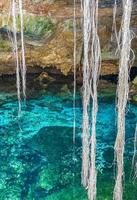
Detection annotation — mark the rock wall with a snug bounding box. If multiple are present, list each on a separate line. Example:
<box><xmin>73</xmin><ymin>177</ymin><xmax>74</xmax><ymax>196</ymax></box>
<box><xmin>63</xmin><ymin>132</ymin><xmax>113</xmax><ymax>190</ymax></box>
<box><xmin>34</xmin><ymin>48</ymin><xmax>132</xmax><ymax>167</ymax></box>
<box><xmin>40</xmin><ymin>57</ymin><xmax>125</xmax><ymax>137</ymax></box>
<box><xmin>0</xmin><ymin>0</ymin><xmax>137</xmax><ymax>78</ymax></box>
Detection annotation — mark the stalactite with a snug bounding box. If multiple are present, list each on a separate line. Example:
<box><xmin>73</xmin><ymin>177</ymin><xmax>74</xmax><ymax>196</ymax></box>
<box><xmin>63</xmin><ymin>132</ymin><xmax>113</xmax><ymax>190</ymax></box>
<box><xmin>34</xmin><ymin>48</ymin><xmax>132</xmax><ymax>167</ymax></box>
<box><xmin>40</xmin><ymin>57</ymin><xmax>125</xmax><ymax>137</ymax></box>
<box><xmin>113</xmin><ymin>1</ymin><xmax>133</xmax><ymax>200</ymax></box>
<box><xmin>82</xmin><ymin>0</ymin><xmax>101</xmax><ymax>199</ymax></box>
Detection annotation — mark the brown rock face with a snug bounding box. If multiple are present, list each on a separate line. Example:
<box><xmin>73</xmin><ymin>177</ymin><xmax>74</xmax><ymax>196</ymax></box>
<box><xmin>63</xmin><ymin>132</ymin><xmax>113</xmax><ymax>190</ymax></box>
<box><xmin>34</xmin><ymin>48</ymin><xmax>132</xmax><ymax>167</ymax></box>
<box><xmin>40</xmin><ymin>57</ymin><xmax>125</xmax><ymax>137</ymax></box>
<box><xmin>0</xmin><ymin>0</ymin><xmax>137</xmax><ymax>78</ymax></box>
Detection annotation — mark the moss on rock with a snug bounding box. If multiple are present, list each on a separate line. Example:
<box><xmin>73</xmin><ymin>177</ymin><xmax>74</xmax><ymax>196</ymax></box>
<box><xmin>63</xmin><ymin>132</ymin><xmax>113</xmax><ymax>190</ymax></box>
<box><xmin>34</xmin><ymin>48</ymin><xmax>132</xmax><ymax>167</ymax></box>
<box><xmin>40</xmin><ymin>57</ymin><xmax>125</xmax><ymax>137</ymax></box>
<box><xmin>0</xmin><ymin>37</ymin><xmax>11</xmax><ymax>52</ymax></box>
<box><xmin>132</xmin><ymin>76</ymin><xmax>137</xmax><ymax>86</ymax></box>
<box><xmin>18</xmin><ymin>15</ymin><xmax>54</xmax><ymax>39</ymax></box>
<box><xmin>132</xmin><ymin>95</ymin><xmax>137</xmax><ymax>104</ymax></box>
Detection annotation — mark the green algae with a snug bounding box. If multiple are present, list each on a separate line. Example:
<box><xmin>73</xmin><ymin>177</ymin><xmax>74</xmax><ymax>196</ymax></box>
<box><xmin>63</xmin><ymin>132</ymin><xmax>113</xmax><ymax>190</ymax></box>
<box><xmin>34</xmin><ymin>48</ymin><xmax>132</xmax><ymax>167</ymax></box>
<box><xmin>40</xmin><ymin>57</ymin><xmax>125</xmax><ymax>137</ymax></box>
<box><xmin>21</xmin><ymin>15</ymin><xmax>54</xmax><ymax>39</ymax></box>
<box><xmin>0</xmin><ymin>37</ymin><xmax>11</xmax><ymax>52</ymax></box>
<box><xmin>132</xmin><ymin>95</ymin><xmax>137</xmax><ymax>104</ymax></box>
<box><xmin>0</xmin><ymin>14</ymin><xmax>54</xmax><ymax>40</ymax></box>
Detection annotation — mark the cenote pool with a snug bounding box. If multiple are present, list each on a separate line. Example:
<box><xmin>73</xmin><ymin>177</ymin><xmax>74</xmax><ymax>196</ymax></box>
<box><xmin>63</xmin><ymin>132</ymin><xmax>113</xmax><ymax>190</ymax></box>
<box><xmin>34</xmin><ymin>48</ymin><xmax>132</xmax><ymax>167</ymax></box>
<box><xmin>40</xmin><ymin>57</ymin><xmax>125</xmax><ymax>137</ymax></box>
<box><xmin>0</xmin><ymin>77</ymin><xmax>137</xmax><ymax>200</ymax></box>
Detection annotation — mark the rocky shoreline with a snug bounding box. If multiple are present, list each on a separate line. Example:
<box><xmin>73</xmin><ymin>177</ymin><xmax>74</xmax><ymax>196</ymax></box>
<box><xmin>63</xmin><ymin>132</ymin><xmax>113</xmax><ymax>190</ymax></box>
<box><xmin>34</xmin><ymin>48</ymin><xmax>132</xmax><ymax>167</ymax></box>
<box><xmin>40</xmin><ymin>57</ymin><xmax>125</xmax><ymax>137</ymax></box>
<box><xmin>0</xmin><ymin>0</ymin><xmax>137</xmax><ymax>103</ymax></box>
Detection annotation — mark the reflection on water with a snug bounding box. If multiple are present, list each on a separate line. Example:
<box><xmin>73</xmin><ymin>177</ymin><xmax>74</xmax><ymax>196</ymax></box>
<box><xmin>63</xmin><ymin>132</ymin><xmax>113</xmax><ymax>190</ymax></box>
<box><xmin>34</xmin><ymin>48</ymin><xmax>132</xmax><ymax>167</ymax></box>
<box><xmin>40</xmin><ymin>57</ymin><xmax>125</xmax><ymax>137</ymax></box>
<box><xmin>0</xmin><ymin>77</ymin><xmax>137</xmax><ymax>199</ymax></box>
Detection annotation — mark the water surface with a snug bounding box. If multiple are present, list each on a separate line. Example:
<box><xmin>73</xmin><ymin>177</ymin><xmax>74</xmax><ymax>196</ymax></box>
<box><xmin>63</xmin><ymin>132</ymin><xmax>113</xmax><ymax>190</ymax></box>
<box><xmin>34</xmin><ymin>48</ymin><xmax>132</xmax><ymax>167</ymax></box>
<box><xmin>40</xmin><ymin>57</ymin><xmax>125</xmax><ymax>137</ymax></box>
<box><xmin>0</xmin><ymin>77</ymin><xmax>137</xmax><ymax>200</ymax></box>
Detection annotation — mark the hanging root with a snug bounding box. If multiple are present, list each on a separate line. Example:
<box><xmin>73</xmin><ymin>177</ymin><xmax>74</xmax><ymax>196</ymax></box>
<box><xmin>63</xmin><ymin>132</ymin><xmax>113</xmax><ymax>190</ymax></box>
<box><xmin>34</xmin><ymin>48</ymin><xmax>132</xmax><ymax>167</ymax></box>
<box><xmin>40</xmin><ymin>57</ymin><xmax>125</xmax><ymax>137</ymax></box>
<box><xmin>82</xmin><ymin>104</ymin><xmax>90</xmax><ymax>187</ymax></box>
<box><xmin>10</xmin><ymin>0</ymin><xmax>26</xmax><ymax>114</ymax></box>
<box><xmin>88</xmin><ymin>1</ymin><xmax>101</xmax><ymax>199</ymax></box>
<box><xmin>113</xmin><ymin>1</ymin><xmax>133</xmax><ymax>200</ymax></box>
<box><xmin>12</xmin><ymin>0</ymin><xmax>21</xmax><ymax>114</ymax></box>
<box><xmin>81</xmin><ymin>0</ymin><xmax>91</xmax><ymax>188</ymax></box>
<box><xmin>73</xmin><ymin>0</ymin><xmax>77</xmax><ymax>144</ymax></box>
<box><xmin>19</xmin><ymin>0</ymin><xmax>26</xmax><ymax>100</ymax></box>
<box><xmin>82</xmin><ymin>0</ymin><xmax>101</xmax><ymax>199</ymax></box>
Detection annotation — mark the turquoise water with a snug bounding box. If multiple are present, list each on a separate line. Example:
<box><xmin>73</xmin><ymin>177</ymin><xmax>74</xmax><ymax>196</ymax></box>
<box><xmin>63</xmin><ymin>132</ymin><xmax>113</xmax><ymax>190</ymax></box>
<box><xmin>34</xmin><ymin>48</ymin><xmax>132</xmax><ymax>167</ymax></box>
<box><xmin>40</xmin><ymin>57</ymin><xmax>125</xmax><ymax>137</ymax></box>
<box><xmin>0</xmin><ymin>78</ymin><xmax>137</xmax><ymax>200</ymax></box>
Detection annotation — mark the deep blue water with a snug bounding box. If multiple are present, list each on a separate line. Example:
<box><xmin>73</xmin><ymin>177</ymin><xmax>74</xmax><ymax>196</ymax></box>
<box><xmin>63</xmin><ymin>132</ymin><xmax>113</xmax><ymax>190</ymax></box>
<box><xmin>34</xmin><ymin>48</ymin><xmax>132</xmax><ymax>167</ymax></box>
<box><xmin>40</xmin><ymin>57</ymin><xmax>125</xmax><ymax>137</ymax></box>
<box><xmin>0</xmin><ymin>78</ymin><xmax>137</xmax><ymax>200</ymax></box>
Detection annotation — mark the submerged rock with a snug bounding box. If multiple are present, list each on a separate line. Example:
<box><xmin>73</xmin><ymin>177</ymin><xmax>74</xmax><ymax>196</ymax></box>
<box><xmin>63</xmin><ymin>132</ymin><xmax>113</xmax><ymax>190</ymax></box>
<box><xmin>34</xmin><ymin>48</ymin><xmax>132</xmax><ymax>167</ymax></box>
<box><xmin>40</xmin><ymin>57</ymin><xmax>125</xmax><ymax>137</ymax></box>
<box><xmin>38</xmin><ymin>166</ymin><xmax>59</xmax><ymax>190</ymax></box>
<box><xmin>27</xmin><ymin>126</ymin><xmax>82</xmax><ymax>198</ymax></box>
<box><xmin>103</xmin><ymin>147</ymin><xmax>114</xmax><ymax>166</ymax></box>
<box><xmin>35</xmin><ymin>72</ymin><xmax>55</xmax><ymax>84</ymax></box>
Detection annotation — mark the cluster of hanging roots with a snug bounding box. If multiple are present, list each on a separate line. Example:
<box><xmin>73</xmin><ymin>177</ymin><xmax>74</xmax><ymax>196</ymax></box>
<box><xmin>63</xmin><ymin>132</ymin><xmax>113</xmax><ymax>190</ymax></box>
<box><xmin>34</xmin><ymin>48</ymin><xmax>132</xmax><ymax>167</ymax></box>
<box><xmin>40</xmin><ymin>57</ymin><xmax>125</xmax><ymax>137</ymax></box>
<box><xmin>9</xmin><ymin>0</ymin><xmax>26</xmax><ymax>114</ymax></box>
<box><xmin>81</xmin><ymin>0</ymin><xmax>101</xmax><ymax>200</ymax></box>
<box><xmin>113</xmin><ymin>0</ymin><xmax>134</xmax><ymax>199</ymax></box>
<box><xmin>81</xmin><ymin>0</ymin><xmax>136</xmax><ymax>200</ymax></box>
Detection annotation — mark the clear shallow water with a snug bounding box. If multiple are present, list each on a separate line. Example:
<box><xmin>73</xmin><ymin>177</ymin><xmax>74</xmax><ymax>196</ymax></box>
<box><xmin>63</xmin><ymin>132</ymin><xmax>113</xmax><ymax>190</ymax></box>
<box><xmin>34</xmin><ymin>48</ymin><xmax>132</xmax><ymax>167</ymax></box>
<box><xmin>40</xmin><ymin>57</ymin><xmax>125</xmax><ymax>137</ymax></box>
<box><xmin>0</xmin><ymin>78</ymin><xmax>137</xmax><ymax>200</ymax></box>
